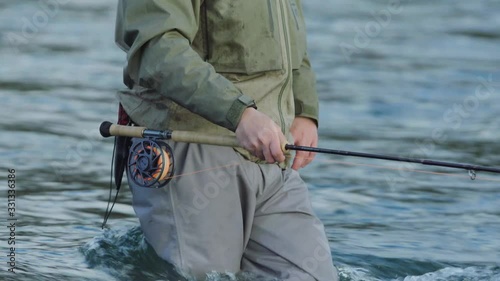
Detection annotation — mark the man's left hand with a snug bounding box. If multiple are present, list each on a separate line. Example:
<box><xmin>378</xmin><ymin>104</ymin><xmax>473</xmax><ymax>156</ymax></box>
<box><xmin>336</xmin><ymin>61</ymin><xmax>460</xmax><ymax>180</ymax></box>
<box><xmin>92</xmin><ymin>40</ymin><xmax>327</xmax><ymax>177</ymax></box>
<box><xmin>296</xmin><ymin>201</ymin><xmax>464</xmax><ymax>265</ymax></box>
<box><xmin>290</xmin><ymin>117</ymin><xmax>318</xmax><ymax>170</ymax></box>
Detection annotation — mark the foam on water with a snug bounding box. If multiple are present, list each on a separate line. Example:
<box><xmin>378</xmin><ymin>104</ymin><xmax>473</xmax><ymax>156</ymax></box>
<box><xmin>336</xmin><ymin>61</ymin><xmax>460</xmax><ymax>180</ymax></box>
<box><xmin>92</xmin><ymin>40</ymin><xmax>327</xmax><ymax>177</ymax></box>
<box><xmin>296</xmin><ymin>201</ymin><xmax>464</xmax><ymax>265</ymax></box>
<box><xmin>337</xmin><ymin>265</ymin><xmax>500</xmax><ymax>281</ymax></box>
<box><xmin>399</xmin><ymin>266</ymin><xmax>500</xmax><ymax>281</ymax></box>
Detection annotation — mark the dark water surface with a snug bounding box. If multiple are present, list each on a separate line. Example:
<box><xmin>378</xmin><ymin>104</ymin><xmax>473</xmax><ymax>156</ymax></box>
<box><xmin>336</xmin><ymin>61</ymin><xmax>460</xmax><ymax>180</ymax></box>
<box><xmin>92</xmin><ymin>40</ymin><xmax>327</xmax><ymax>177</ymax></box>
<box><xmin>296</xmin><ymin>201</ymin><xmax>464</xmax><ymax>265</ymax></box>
<box><xmin>1</xmin><ymin>0</ymin><xmax>499</xmax><ymax>280</ymax></box>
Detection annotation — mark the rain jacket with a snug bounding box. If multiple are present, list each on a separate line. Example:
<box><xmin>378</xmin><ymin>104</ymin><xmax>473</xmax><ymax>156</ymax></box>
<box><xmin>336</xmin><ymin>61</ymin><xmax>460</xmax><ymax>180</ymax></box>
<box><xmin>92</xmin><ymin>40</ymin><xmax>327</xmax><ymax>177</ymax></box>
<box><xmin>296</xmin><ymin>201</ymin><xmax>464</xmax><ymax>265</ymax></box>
<box><xmin>115</xmin><ymin>0</ymin><xmax>318</xmax><ymax>142</ymax></box>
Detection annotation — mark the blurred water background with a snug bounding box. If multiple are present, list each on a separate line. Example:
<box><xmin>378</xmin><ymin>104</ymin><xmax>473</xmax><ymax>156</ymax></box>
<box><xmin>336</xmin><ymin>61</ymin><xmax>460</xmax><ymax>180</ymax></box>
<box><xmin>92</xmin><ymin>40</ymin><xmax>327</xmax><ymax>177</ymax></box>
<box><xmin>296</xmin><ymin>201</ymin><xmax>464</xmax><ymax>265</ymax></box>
<box><xmin>0</xmin><ymin>0</ymin><xmax>499</xmax><ymax>280</ymax></box>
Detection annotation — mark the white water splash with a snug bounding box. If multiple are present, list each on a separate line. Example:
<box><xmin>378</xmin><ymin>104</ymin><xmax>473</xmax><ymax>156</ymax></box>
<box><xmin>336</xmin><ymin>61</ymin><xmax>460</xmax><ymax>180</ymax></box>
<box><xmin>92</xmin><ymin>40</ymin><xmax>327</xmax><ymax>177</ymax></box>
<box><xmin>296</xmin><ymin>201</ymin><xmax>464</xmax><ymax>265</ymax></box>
<box><xmin>338</xmin><ymin>265</ymin><xmax>500</xmax><ymax>281</ymax></box>
<box><xmin>399</xmin><ymin>266</ymin><xmax>500</xmax><ymax>281</ymax></box>
<box><xmin>204</xmin><ymin>271</ymin><xmax>277</xmax><ymax>281</ymax></box>
<box><xmin>338</xmin><ymin>266</ymin><xmax>383</xmax><ymax>281</ymax></box>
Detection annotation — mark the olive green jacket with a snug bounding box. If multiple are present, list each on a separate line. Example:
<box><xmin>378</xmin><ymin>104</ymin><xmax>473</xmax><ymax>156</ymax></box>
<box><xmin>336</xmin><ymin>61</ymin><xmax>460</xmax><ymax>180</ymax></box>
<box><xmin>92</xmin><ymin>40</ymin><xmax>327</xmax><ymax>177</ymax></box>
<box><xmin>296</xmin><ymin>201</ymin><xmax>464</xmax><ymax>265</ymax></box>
<box><xmin>115</xmin><ymin>0</ymin><xmax>318</xmax><ymax>137</ymax></box>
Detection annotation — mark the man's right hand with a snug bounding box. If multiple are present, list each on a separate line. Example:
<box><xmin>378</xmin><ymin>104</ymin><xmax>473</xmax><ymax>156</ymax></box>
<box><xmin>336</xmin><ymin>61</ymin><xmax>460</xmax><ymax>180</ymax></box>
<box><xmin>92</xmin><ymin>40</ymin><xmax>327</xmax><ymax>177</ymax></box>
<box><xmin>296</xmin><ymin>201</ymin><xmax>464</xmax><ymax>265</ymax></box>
<box><xmin>235</xmin><ymin>108</ymin><xmax>286</xmax><ymax>164</ymax></box>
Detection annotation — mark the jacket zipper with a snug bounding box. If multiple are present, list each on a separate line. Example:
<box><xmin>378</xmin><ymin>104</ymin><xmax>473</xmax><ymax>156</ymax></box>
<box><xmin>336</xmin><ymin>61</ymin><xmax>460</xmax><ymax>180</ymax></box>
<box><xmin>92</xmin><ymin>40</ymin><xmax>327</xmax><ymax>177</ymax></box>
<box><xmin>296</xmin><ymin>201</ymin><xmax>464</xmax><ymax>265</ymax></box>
<box><xmin>276</xmin><ymin>0</ymin><xmax>292</xmax><ymax>134</ymax></box>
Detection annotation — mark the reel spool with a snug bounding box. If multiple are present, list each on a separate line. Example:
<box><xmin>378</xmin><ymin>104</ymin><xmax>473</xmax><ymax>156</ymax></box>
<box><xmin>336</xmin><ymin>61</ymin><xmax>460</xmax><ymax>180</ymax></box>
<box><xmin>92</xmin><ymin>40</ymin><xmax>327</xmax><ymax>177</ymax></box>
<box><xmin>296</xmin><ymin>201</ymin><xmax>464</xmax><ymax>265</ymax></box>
<box><xmin>127</xmin><ymin>138</ymin><xmax>175</xmax><ymax>188</ymax></box>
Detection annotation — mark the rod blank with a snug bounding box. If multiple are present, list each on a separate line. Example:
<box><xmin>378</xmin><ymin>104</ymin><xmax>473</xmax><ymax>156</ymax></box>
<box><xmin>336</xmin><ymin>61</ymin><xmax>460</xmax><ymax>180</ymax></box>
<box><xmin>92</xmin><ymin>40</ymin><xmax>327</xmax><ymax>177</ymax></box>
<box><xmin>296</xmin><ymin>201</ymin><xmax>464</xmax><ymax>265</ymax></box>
<box><xmin>285</xmin><ymin>145</ymin><xmax>500</xmax><ymax>174</ymax></box>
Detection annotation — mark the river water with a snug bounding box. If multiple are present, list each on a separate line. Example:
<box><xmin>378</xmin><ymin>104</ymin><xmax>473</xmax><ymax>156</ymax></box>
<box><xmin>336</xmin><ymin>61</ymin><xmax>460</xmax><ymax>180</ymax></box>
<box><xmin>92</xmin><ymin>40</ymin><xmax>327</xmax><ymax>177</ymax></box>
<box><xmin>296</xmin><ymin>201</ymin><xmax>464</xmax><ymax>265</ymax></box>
<box><xmin>0</xmin><ymin>0</ymin><xmax>499</xmax><ymax>280</ymax></box>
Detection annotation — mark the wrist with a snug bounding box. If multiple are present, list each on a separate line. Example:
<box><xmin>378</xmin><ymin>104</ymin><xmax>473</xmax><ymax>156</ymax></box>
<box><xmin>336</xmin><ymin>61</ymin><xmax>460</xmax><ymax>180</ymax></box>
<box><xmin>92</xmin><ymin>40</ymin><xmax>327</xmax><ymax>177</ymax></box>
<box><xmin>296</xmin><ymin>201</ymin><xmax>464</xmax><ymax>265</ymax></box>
<box><xmin>294</xmin><ymin>116</ymin><xmax>318</xmax><ymax>128</ymax></box>
<box><xmin>226</xmin><ymin>95</ymin><xmax>257</xmax><ymax>132</ymax></box>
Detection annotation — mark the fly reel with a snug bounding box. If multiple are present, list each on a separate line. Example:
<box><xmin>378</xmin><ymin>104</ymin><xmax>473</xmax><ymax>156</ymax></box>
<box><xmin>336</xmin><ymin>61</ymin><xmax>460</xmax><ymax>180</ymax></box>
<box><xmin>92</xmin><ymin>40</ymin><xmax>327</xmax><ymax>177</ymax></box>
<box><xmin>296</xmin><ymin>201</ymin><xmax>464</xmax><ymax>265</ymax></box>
<box><xmin>127</xmin><ymin>138</ymin><xmax>175</xmax><ymax>188</ymax></box>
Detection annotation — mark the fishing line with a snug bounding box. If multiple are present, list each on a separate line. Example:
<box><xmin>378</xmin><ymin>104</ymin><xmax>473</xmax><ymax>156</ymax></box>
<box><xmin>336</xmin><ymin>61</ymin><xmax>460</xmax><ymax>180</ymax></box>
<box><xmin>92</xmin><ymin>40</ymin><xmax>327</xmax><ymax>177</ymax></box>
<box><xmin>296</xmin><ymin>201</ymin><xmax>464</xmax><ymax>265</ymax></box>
<box><xmin>162</xmin><ymin>162</ymin><xmax>241</xmax><ymax>181</ymax></box>
<box><xmin>124</xmin><ymin>154</ymin><xmax>500</xmax><ymax>185</ymax></box>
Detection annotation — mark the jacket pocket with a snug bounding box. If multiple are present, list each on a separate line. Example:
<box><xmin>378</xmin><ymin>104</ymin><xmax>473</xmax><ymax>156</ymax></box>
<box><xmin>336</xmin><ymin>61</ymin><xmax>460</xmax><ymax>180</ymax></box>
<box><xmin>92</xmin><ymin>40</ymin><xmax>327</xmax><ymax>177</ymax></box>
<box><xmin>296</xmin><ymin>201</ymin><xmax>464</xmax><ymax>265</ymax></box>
<box><xmin>287</xmin><ymin>0</ymin><xmax>307</xmax><ymax>69</ymax></box>
<box><xmin>205</xmin><ymin>0</ymin><xmax>283</xmax><ymax>74</ymax></box>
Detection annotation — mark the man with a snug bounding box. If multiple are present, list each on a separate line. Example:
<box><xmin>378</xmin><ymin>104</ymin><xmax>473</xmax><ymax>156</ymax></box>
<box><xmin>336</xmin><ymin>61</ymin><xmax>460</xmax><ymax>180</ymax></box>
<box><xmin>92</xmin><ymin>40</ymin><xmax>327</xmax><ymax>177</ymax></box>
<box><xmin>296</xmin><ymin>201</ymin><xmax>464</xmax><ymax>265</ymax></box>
<box><xmin>115</xmin><ymin>1</ymin><xmax>339</xmax><ymax>280</ymax></box>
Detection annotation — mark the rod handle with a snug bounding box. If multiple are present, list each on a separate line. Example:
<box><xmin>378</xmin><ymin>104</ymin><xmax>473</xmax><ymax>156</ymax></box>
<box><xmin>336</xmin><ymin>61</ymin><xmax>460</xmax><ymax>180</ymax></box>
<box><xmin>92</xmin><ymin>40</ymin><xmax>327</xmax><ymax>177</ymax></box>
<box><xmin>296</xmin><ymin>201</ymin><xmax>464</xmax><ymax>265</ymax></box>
<box><xmin>170</xmin><ymin>132</ymin><xmax>290</xmax><ymax>151</ymax></box>
<box><xmin>99</xmin><ymin>122</ymin><xmax>240</xmax><ymax>147</ymax></box>
<box><xmin>99</xmin><ymin>121</ymin><xmax>146</xmax><ymax>138</ymax></box>
<box><xmin>100</xmin><ymin>122</ymin><xmax>289</xmax><ymax>152</ymax></box>
<box><xmin>170</xmin><ymin>131</ymin><xmax>240</xmax><ymax>147</ymax></box>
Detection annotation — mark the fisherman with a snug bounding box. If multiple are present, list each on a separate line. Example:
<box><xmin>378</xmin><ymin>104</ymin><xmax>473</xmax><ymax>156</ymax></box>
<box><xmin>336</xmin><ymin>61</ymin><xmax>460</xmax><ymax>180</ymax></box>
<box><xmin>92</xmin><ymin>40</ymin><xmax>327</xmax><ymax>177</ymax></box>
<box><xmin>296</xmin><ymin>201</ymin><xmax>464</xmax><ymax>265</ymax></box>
<box><xmin>114</xmin><ymin>1</ymin><xmax>339</xmax><ymax>280</ymax></box>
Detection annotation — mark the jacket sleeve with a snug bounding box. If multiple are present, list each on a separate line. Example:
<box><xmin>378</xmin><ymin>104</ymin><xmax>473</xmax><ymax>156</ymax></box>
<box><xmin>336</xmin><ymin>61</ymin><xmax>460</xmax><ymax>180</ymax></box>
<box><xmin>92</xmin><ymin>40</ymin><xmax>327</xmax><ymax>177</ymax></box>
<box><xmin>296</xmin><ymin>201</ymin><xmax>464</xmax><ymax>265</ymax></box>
<box><xmin>115</xmin><ymin>0</ymin><xmax>255</xmax><ymax>132</ymax></box>
<box><xmin>292</xmin><ymin>54</ymin><xmax>319</xmax><ymax>126</ymax></box>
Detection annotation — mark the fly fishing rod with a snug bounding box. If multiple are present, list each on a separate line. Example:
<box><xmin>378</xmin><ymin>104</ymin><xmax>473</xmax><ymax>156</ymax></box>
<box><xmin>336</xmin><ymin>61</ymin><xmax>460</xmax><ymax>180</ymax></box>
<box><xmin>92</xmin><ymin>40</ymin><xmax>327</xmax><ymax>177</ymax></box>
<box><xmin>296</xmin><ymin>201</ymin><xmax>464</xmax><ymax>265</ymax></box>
<box><xmin>100</xmin><ymin>121</ymin><xmax>500</xmax><ymax>188</ymax></box>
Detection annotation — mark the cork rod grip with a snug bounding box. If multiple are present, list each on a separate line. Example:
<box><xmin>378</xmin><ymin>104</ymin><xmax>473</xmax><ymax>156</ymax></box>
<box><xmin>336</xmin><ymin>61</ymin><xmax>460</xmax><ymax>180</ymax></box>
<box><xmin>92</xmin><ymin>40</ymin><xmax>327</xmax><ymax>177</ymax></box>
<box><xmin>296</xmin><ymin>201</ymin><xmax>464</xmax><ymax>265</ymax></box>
<box><xmin>171</xmin><ymin>132</ymin><xmax>289</xmax><ymax>152</ymax></box>
<box><xmin>100</xmin><ymin>122</ymin><xmax>289</xmax><ymax>152</ymax></box>
<box><xmin>171</xmin><ymin>131</ymin><xmax>240</xmax><ymax>147</ymax></box>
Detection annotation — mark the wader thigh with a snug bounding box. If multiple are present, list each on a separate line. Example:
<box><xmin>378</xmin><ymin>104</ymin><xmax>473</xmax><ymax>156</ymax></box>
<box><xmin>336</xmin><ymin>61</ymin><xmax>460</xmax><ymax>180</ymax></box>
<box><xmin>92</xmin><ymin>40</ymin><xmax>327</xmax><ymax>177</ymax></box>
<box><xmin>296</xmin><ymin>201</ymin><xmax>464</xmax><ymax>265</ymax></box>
<box><xmin>128</xmin><ymin>142</ymin><xmax>249</xmax><ymax>279</ymax></box>
<box><xmin>240</xmin><ymin>166</ymin><xmax>339</xmax><ymax>281</ymax></box>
